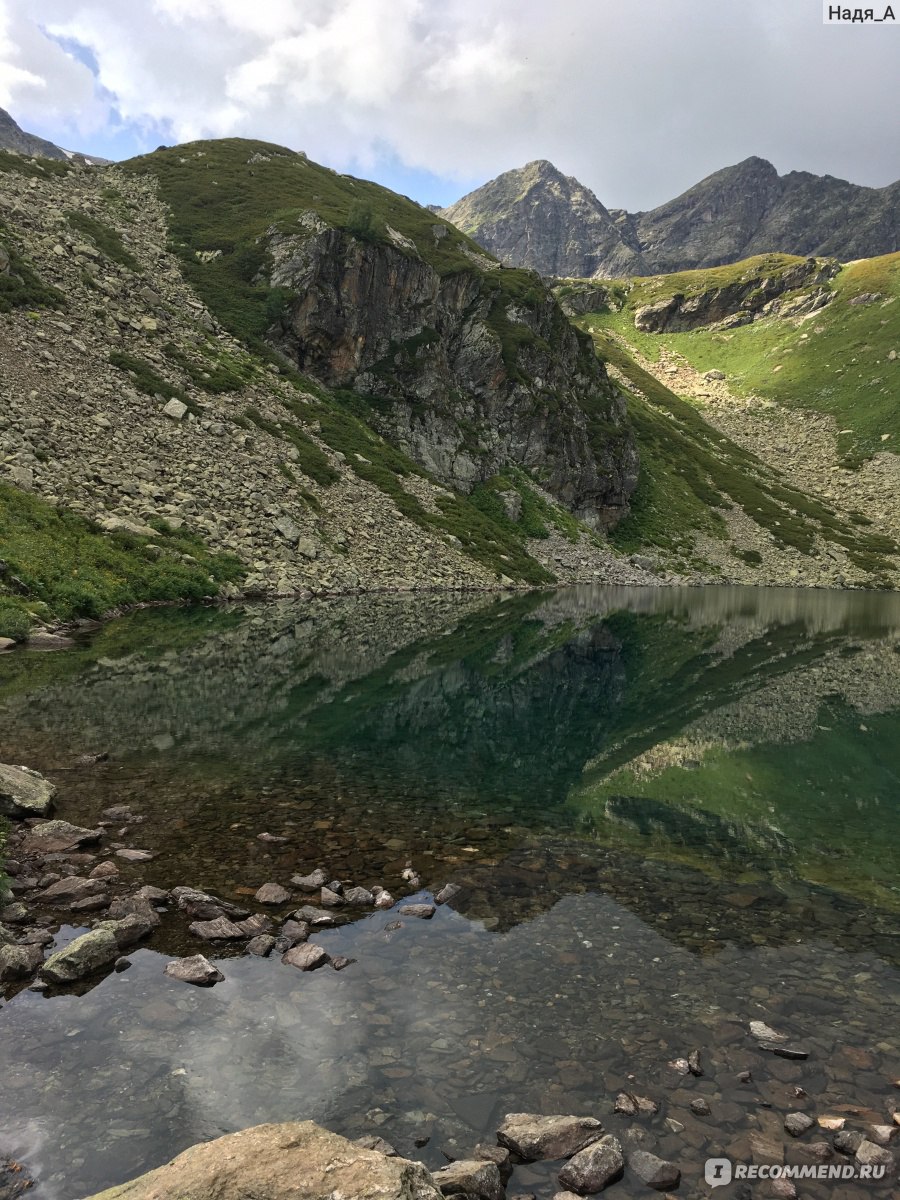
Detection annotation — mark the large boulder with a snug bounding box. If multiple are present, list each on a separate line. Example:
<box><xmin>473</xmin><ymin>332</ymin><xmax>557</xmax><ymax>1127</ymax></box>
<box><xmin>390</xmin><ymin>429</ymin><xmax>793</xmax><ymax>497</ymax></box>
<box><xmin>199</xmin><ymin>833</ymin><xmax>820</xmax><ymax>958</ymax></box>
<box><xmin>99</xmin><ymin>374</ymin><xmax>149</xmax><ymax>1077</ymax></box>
<box><xmin>0</xmin><ymin>763</ymin><xmax>56</xmax><ymax>817</ymax></box>
<box><xmin>81</xmin><ymin>1121</ymin><xmax>443</xmax><ymax>1199</ymax></box>
<box><xmin>432</xmin><ymin>1159</ymin><xmax>504</xmax><ymax>1200</ymax></box>
<box><xmin>497</xmin><ymin>1113</ymin><xmax>603</xmax><ymax>1161</ymax></box>
<box><xmin>40</xmin><ymin>915</ymin><xmax>152</xmax><ymax>984</ymax></box>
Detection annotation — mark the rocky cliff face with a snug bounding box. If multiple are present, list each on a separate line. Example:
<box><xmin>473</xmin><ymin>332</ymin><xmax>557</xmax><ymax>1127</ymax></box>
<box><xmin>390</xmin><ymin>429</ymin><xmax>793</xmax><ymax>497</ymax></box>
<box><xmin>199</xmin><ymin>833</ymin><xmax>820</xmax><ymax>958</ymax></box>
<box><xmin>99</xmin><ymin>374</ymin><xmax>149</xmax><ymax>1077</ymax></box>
<box><xmin>440</xmin><ymin>160</ymin><xmax>647</xmax><ymax>278</ymax></box>
<box><xmin>633</xmin><ymin>256</ymin><xmax>840</xmax><ymax>333</ymax></box>
<box><xmin>266</xmin><ymin>220</ymin><xmax>637</xmax><ymax>524</ymax></box>
<box><xmin>443</xmin><ymin>156</ymin><xmax>900</xmax><ymax>278</ymax></box>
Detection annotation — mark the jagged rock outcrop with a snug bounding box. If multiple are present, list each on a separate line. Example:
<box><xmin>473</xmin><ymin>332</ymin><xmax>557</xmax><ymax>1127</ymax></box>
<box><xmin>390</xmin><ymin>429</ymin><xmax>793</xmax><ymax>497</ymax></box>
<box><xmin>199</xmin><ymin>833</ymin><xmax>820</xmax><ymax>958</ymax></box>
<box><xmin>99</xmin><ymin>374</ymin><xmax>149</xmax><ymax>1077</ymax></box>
<box><xmin>440</xmin><ymin>160</ymin><xmax>646</xmax><ymax>278</ymax></box>
<box><xmin>267</xmin><ymin>221</ymin><xmax>637</xmax><ymax>525</ymax></box>
<box><xmin>633</xmin><ymin>256</ymin><xmax>840</xmax><ymax>333</ymax></box>
<box><xmin>82</xmin><ymin>1121</ymin><xmax>443</xmax><ymax>1199</ymax></box>
<box><xmin>443</xmin><ymin>156</ymin><xmax>900</xmax><ymax>278</ymax></box>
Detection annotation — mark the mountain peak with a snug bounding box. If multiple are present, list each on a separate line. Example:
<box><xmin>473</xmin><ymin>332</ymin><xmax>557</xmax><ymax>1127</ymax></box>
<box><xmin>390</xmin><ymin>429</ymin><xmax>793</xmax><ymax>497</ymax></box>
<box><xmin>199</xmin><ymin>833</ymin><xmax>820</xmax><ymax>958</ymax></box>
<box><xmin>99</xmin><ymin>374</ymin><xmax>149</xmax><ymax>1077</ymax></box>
<box><xmin>441</xmin><ymin>154</ymin><xmax>899</xmax><ymax>278</ymax></box>
<box><xmin>0</xmin><ymin>106</ymin><xmax>68</xmax><ymax>161</ymax></box>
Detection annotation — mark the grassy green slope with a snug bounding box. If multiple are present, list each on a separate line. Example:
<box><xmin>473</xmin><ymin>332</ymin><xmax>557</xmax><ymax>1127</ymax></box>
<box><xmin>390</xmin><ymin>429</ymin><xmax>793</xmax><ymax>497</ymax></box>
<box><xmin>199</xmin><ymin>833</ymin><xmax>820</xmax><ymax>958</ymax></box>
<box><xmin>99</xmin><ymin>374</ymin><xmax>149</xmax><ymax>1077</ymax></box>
<box><xmin>589</xmin><ymin>252</ymin><xmax>900</xmax><ymax>465</ymax></box>
<box><xmin>578</xmin><ymin>329</ymin><xmax>897</xmax><ymax>576</ymax></box>
<box><xmin>0</xmin><ymin>483</ymin><xmax>245</xmax><ymax>640</ymax></box>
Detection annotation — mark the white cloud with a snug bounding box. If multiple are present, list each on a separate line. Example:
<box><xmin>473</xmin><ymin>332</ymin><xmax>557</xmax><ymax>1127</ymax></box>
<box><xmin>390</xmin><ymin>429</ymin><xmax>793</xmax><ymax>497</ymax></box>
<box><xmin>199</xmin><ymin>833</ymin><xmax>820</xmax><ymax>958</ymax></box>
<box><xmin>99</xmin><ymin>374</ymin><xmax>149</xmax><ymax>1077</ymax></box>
<box><xmin>0</xmin><ymin>0</ymin><xmax>897</xmax><ymax>208</ymax></box>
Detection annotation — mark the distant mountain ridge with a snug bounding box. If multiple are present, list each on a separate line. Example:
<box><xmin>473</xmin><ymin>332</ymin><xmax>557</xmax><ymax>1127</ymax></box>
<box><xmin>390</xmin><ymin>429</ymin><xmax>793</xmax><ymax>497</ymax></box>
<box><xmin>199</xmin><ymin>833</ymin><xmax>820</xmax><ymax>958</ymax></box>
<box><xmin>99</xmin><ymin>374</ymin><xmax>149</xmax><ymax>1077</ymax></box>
<box><xmin>0</xmin><ymin>106</ymin><xmax>108</xmax><ymax>165</ymax></box>
<box><xmin>441</xmin><ymin>157</ymin><xmax>900</xmax><ymax>277</ymax></box>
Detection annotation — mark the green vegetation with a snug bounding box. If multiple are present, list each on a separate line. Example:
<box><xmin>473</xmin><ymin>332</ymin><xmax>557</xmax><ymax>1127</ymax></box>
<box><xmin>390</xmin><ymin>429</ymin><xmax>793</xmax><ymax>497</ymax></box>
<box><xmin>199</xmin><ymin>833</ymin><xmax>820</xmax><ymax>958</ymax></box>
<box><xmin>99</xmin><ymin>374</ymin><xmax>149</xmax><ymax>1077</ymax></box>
<box><xmin>471</xmin><ymin>471</ymin><xmax>581</xmax><ymax>542</ymax></box>
<box><xmin>113</xmin><ymin>138</ymin><xmax>611</xmax><ymax>583</ymax></box>
<box><xmin>108</xmin><ymin>350</ymin><xmax>195</xmax><ymax>409</ymax></box>
<box><xmin>163</xmin><ymin>339</ymin><xmax>256</xmax><ymax>393</ymax></box>
<box><xmin>242</xmin><ymin>407</ymin><xmax>340</xmax><ymax>487</ymax></box>
<box><xmin>572</xmin><ymin>695</ymin><xmax>900</xmax><ymax>911</ymax></box>
<box><xmin>617</xmin><ymin>253</ymin><xmax>810</xmax><ymax>309</ymax></box>
<box><xmin>588</xmin><ymin>252</ymin><xmax>900</xmax><ymax>465</ymax></box>
<box><xmin>0</xmin><ymin>482</ymin><xmax>244</xmax><ymax>638</ymax></box>
<box><xmin>0</xmin><ymin>222</ymin><xmax>64</xmax><ymax>313</ymax></box>
<box><xmin>0</xmin><ymin>150</ymin><xmax>72</xmax><ymax>180</ymax></box>
<box><xmin>66</xmin><ymin>210</ymin><xmax>140</xmax><ymax>271</ymax></box>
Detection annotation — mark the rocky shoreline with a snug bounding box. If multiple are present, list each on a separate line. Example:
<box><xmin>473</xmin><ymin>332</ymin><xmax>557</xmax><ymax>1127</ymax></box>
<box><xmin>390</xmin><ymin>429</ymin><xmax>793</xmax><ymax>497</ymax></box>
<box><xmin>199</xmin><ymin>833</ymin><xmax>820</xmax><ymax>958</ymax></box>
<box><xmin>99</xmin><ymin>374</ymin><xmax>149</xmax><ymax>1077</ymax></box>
<box><xmin>0</xmin><ymin>762</ymin><xmax>462</xmax><ymax>994</ymax></box>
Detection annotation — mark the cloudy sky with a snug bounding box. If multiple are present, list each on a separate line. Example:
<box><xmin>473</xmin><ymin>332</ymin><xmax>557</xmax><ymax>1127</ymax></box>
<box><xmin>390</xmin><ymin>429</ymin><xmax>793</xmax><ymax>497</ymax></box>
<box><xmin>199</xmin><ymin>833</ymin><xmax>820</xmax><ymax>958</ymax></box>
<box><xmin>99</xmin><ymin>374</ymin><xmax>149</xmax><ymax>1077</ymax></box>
<box><xmin>1</xmin><ymin>0</ymin><xmax>898</xmax><ymax>210</ymax></box>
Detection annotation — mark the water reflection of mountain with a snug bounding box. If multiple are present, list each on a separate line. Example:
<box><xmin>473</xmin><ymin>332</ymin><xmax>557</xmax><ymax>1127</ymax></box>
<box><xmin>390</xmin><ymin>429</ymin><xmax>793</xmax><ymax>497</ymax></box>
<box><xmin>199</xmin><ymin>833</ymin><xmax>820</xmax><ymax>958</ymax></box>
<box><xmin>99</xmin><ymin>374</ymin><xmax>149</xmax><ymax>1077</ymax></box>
<box><xmin>2</xmin><ymin>585</ymin><xmax>899</xmax><ymax>908</ymax></box>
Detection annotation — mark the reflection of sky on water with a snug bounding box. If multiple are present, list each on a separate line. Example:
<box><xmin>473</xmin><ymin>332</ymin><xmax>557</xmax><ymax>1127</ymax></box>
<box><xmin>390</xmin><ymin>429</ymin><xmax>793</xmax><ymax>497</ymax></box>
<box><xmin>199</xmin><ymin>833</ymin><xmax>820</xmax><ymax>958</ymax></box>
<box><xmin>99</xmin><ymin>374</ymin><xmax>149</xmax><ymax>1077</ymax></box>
<box><xmin>2</xmin><ymin>891</ymin><xmax>897</xmax><ymax>1199</ymax></box>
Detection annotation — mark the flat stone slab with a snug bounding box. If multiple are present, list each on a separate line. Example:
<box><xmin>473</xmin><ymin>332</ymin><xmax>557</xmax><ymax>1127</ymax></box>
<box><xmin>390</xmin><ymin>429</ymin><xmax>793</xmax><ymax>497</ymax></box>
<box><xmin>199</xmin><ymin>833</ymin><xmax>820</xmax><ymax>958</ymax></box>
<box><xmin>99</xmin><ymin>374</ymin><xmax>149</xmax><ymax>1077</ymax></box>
<box><xmin>22</xmin><ymin>820</ymin><xmax>102</xmax><ymax>855</ymax></box>
<box><xmin>189</xmin><ymin>917</ymin><xmax>246</xmax><ymax>941</ymax></box>
<box><xmin>116</xmin><ymin>848</ymin><xmax>156</xmax><ymax>862</ymax></box>
<box><xmin>38</xmin><ymin>875</ymin><xmax>107</xmax><ymax>905</ymax></box>
<box><xmin>0</xmin><ymin>763</ymin><xmax>56</xmax><ymax>817</ymax></box>
<box><xmin>76</xmin><ymin>1120</ymin><xmax>441</xmax><ymax>1199</ymax></box>
<box><xmin>398</xmin><ymin>904</ymin><xmax>435</xmax><ymax>920</ymax></box>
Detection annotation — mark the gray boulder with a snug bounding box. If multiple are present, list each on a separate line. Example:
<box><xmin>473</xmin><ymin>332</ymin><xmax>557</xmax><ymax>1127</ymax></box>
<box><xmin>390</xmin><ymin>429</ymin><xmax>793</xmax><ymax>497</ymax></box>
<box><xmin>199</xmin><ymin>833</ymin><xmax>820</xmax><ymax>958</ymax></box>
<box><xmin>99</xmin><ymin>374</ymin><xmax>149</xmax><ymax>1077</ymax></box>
<box><xmin>557</xmin><ymin>1135</ymin><xmax>624</xmax><ymax>1194</ymax></box>
<box><xmin>291</xmin><ymin>868</ymin><xmax>327</xmax><ymax>891</ymax></box>
<box><xmin>497</xmin><ymin>1113</ymin><xmax>604</xmax><ymax>1162</ymax></box>
<box><xmin>0</xmin><ymin>763</ymin><xmax>56</xmax><ymax>817</ymax></box>
<box><xmin>38</xmin><ymin>876</ymin><xmax>107</xmax><ymax>905</ymax></box>
<box><xmin>21</xmin><ymin>819</ymin><xmax>102</xmax><ymax>854</ymax></box>
<box><xmin>165</xmin><ymin>954</ymin><xmax>225</xmax><ymax>986</ymax></box>
<box><xmin>282</xmin><ymin>943</ymin><xmax>329</xmax><ymax>971</ymax></box>
<box><xmin>784</xmin><ymin>1112</ymin><xmax>815</xmax><ymax>1137</ymax></box>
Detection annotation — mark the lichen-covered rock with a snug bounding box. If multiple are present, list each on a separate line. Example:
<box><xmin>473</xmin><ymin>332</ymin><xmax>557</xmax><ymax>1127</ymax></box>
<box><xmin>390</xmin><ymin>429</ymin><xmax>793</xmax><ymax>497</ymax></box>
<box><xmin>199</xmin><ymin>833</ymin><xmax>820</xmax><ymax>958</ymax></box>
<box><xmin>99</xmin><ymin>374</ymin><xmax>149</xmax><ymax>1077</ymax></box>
<box><xmin>40</xmin><ymin>915</ymin><xmax>152</xmax><ymax>983</ymax></box>
<box><xmin>0</xmin><ymin>942</ymin><xmax>44</xmax><ymax>982</ymax></box>
<box><xmin>0</xmin><ymin>763</ymin><xmax>56</xmax><ymax>817</ymax></box>
<box><xmin>81</xmin><ymin>1120</ymin><xmax>443</xmax><ymax>1199</ymax></box>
